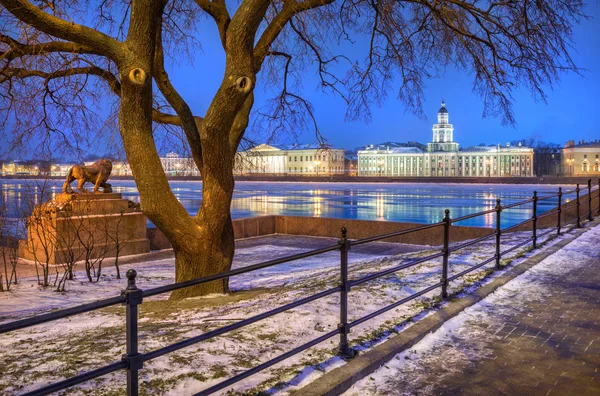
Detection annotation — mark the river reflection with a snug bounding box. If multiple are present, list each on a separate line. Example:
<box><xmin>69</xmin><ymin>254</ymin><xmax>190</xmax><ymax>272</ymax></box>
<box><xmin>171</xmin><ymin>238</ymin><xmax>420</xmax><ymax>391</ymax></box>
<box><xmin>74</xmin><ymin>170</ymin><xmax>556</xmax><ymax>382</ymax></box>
<box><xmin>0</xmin><ymin>179</ymin><xmax>569</xmax><ymax>233</ymax></box>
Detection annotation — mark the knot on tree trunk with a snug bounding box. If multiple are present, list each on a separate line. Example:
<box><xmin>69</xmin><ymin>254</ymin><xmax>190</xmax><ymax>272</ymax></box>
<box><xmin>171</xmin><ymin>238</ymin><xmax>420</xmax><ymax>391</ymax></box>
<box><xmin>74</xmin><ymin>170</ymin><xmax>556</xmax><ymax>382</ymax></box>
<box><xmin>128</xmin><ymin>68</ymin><xmax>147</xmax><ymax>85</ymax></box>
<box><xmin>234</xmin><ymin>76</ymin><xmax>254</xmax><ymax>94</ymax></box>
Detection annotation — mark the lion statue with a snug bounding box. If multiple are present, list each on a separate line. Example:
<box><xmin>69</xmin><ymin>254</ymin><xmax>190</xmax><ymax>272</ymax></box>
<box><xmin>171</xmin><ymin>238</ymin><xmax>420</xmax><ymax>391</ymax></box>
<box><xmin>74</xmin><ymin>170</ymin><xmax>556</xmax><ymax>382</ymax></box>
<box><xmin>62</xmin><ymin>159</ymin><xmax>114</xmax><ymax>194</ymax></box>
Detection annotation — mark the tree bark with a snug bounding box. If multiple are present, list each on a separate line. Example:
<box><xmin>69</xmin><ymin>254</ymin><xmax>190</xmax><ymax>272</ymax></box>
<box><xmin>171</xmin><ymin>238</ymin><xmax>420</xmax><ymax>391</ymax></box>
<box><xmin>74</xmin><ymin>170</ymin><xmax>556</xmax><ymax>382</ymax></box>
<box><xmin>170</xmin><ymin>217</ymin><xmax>234</xmax><ymax>300</ymax></box>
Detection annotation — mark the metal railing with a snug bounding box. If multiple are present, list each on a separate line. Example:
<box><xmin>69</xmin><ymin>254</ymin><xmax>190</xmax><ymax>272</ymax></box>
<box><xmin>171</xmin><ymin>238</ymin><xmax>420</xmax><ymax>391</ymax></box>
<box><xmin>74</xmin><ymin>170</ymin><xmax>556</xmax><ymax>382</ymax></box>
<box><xmin>2</xmin><ymin>179</ymin><xmax>599</xmax><ymax>396</ymax></box>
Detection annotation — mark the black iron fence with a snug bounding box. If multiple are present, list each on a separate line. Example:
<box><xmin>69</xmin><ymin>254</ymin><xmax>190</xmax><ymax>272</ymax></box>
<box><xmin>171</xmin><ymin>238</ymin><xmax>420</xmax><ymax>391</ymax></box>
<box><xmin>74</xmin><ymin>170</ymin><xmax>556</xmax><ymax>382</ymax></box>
<box><xmin>2</xmin><ymin>180</ymin><xmax>600</xmax><ymax>396</ymax></box>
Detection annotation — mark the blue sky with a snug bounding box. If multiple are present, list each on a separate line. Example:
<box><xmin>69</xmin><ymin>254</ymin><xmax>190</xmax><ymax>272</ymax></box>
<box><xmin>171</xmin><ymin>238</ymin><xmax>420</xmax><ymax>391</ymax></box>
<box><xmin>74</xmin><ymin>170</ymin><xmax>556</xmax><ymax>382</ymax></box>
<box><xmin>2</xmin><ymin>1</ymin><xmax>599</xmax><ymax>158</ymax></box>
<box><xmin>164</xmin><ymin>1</ymin><xmax>600</xmax><ymax>151</ymax></box>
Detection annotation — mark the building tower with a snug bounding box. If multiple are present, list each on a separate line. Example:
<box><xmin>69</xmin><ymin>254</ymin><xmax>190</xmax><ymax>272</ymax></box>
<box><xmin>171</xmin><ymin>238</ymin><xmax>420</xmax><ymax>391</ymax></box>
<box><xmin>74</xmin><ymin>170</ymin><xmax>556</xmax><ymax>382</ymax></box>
<box><xmin>428</xmin><ymin>100</ymin><xmax>459</xmax><ymax>152</ymax></box>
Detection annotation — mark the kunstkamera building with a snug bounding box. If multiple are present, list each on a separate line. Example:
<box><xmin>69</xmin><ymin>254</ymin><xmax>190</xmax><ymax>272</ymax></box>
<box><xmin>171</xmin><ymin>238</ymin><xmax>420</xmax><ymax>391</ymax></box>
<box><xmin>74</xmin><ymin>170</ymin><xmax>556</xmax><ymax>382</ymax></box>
<box><xmin>358</xmin><ymin>101</ymin><xmax>534</xmax><ymax>177</ymax></box>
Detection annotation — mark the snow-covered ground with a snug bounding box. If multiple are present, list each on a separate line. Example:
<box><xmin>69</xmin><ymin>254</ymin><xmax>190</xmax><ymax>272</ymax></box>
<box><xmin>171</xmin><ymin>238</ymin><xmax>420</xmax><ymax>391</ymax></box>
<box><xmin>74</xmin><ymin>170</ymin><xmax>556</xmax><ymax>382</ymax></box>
<box><xmin>344</xmin><ymin>223</ymin><xmax>600</xmax><ymax>396</ymax></box>
<box><xmin>0</xmin><ymin>226</ymin><xmax>572</xmax><ymax>395</ymax></box>
<box><xmin>0</xmin><ymin>238</ymin><xmax>405</xmax><ymax>318</ymax></box>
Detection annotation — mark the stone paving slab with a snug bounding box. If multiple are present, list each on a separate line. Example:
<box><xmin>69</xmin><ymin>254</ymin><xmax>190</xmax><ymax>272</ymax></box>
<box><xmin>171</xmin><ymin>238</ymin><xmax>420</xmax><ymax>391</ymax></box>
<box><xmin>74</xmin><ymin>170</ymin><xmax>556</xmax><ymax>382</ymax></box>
<box><xmin>343</xmin><ymin>222</ymin><xmax>600</xmax><ymax>396</ymax></box>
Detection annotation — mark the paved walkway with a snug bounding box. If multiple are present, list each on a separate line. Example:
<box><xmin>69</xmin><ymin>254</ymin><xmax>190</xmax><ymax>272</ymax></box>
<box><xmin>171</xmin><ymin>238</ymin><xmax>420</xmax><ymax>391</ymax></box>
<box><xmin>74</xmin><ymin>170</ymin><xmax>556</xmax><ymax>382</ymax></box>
<box><xmin>346</xmin><ymin>224</ymin><xmax>600</xmax><ymax>396</ymax></box>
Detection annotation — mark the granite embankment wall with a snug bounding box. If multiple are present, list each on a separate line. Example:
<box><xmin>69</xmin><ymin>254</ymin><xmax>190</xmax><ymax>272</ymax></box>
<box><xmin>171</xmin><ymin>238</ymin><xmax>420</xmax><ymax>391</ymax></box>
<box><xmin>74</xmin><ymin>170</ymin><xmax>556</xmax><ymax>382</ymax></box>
<box><xmin>515</xmin><ymin>187</ymin><xmax>599</xmax><ymax>231</ymax></box>
<box><xmin>147</xmin><ymin>189</ymin><xmax>599</xmax><ymax>250</ymax></box>
<box><xmin>146</xmin><ymin>216</ymin><xmax>482</xmax><ymax>250</ymax></box>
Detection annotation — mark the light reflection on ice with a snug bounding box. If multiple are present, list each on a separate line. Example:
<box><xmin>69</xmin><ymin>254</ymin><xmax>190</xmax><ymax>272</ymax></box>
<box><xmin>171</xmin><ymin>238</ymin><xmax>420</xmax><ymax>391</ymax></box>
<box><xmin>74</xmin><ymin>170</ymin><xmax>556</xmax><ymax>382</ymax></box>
<box><xmin>0</xmin><ymin>179</ymin><xmax>572</xmax><ymax>230</ymax></box>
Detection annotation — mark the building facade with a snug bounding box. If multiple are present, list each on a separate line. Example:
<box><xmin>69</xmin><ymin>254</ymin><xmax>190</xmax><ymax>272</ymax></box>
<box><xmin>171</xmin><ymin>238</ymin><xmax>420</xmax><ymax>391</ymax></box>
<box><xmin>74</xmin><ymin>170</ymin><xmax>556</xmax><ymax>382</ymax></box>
<box><xmin>561</xmin><ymin>140</ymin><xmax>600</xmax><ymax>177</ymax></box>
<box><xmin>49</xmin><ymin>163</ymin><xmax>73</xmax><ymax>176</ymax></box>
<box><xmin>235</xmin><ymin>144</ymin><xmax>346</xmax><ymax>175</ymax></box>
<box><xmin>45</xmin><ymin>152</ymin><xmax>199</xmax><ymax>177</ymax></box>
<box><xmin>1</xmin><ymin>161</ymin><xmax>42</xmax><ymax>176</ymax></box>
<box><xmin>358</xmin><ymin>101</ymin><xmax>534</xmax><ymax>177</ymax></box>
<box><xmin>159</xmin><ymin>152</ymin><xmax>199</xmax><ymax>176</ymax></box>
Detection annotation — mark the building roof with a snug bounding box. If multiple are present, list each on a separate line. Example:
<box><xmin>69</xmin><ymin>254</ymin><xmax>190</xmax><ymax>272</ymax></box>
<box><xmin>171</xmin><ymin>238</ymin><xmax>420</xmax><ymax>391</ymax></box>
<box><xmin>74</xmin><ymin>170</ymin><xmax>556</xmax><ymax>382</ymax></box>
<box><xmin>462</xmin><ymin>145</ymin><xmax>498</xmax><ymax>152</ymax></box>
<box><xmin>241</xmin><ymin>143</ymin><xmax>343</xmax><ymax>153</ymax></box>
<box><xmin>245</xmin><ymin>144</ymin><xmax>282</xmax><ymax>152</ymax></box>
<box><xmin>275</xmin><ymin>143</ymin><xmax>339</xmax><ymax>151</ymax></box>
<box><xmin>359</xmin><ymin>146</ymin><xmax>424</xmax><ymax>154</ymax></box>
<box><xmin>390</xmin><ymin>147</ymin><xmax>424</xmax><ymax>154</ymax></box>
<box><xmin>564</xmin><ymin>139</ymin><xmax>600</xmax><ymax>149</ymax></box>
<box><xmin>361</xmin><ymin>141</ymin><xmax>427</xmax><ymax>151</ymax></box>
<box><xmin>438</xmin><ymin>100</ymin><xmax>448</xmax><ymax>114</ymax></box>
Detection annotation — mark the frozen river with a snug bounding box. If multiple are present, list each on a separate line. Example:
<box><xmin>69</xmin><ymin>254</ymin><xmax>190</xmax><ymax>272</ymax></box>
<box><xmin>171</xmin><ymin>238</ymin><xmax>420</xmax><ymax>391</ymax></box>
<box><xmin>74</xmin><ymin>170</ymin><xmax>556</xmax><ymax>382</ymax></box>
<box><xmin>1</xmin><ymin>179</ymin><xmax>571</xmax><ymax>229</ymax></box>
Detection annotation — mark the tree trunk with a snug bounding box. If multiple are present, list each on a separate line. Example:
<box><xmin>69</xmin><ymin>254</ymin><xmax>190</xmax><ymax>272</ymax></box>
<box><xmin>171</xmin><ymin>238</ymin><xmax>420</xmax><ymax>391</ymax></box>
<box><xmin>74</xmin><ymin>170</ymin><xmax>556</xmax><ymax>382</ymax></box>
<box><xmin>116</xmin><ymin>0</ymin><xmax>251</xmax><ymax>301</ymax></box>
<box><xmin>169</xmin><ymin>217</ymin><xmax>234</xmax><ymax>300</ymax></box>
<box><xmin>170</xmin><ymin>140</ymin><xmax>236</xmax><ymax>300</ymax></box>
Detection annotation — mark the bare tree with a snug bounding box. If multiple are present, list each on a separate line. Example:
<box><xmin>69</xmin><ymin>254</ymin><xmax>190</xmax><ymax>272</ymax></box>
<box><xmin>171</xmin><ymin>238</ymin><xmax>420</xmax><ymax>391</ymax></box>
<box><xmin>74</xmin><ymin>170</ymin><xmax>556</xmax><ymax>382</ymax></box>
<box><xmin>20</xmin><ymin>180</ymin><xmax>60</xmax><ymax>288</ymax></box>
<box><xmin>54</xmin><ymin>201</ymin><xmax>86</xmax><ymax>291</ymax></box>
<box><xmin>73</xmin><ymin>201</ymin><xmax>110</xmax><ymax>283</ymax></box>
<box><xmin>103</xmin><ymin>208</ymin><xmax>136</xmax><ymax>280</ymax></box>
<box><xmin>0</xmin><ymin>0</ymin><xmax>585</xmax><ymax>299</ymax></box>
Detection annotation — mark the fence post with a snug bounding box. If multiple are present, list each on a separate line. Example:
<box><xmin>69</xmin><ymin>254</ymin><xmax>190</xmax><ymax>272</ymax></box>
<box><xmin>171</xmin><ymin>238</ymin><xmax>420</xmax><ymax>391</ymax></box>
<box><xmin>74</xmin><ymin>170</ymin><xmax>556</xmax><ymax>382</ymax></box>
<box><xmin>576</xmin><ymin>184</ymin><xmax>581</xmax><ymax>228</ymax></box>
<box><xmin>122</xmin><ymin>269</ymin><xmax>143</xmax><ymax>396</ymax></box>
<box><xmin>495</xmin><ymin>199</ymin><xmax>502</xmax><ymax>269</ymax></box>
<box><xmin>588</xmin><ymin>179</ymin><xmax>593</xmax><ymax>222</ymax></box>
<box><xmin>441</xmin><ymin>209</ymin><xmax>450</xmax><ymax>300</ymax></box>
<box><xmin>557</xmin><ymin>187</ymin><xmax>562</xmax><ymax>235</ymax></box>
<box><xmin>337</xmin><ymin>227</ymin><xmax>355</xmax><ymax>359</ymax></box>
<box><xmin>532</xmin><ymin>192</ymin><xmax>538</xmax><ymax>249</ymax></box>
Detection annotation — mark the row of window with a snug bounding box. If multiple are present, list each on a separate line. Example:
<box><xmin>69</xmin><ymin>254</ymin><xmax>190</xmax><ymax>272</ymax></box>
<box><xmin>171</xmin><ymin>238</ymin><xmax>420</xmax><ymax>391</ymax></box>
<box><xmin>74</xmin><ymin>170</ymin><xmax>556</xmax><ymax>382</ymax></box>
<box><xmin>288</xmin><ymin>167</ymin><xmax>344</xmax><ymax>173</ymax></box>
<box><xmin>361</xmin><ymin>162</ymin><xmax>530</xmax><ymax>170</ymax></box>
<box><xmin>361</xmin><ymin>155</ymin><xmax>532</xmax><ymax>163</ymax></box>
<box><xmin>288</xmin><ymin>154</ymin><xmax>342</xmax><ymax>162</ymax></box>
<box><xmin>359</xmin><ymin>169</ymin><xmax>531</xmax><ymax>176</ymax></box>
<box><xmin>582</xmin><ymin>163</ymin><xmax>600</xmax><ymax>172</ymax></box>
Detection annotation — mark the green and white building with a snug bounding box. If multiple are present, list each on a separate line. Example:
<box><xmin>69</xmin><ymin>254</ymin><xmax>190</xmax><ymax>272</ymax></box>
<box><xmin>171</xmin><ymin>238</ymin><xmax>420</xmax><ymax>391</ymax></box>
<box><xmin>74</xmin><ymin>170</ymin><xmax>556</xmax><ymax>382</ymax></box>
<box><xmin>358</xmin><ymin>101</ymin><xmax>534</xmax><ymax>177</ymax></box>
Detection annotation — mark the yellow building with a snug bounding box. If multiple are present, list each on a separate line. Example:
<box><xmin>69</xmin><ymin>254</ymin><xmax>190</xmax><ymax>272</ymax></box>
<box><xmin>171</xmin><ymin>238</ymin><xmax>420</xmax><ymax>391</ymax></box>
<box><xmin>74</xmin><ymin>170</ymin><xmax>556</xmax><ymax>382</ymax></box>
<box><xmin>562</xmin><ymin>140</ymin><xmax>600</xmax><ymax>177</ymax></box>
<box><xmin>235</xmin><ymin>144</ymin><xmax>346</xmax><ymax>175</ymax></box>
<box><xmin>1</xmin><ymin>161</ymin><xmax>41</xmax><ymax>176</ymax></box>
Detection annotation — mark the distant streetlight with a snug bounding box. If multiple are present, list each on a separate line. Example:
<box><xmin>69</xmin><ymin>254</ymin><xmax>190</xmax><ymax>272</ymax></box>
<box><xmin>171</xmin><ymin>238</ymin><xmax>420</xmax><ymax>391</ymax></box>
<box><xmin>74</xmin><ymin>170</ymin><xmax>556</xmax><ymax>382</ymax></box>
<box><xmin>377</xmin><ymin>159</ymin><xmax>384</xmax><ymax>177</ymax></box>
<box><xmin>315</xmin><ymin>160</ymin><xmax>321</xmax><ymax>176</ymax></box>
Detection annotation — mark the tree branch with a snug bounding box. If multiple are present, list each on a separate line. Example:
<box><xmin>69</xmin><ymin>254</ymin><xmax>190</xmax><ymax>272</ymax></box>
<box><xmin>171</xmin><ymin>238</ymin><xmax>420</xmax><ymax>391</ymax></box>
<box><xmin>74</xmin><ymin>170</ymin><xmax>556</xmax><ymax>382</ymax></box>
<box><xmin>193</xmin><ymin>0</ymin><xmax>230</xmax><ymax>49</ymax></box>
<box><xmin>153</xmin><ymin>23</ymin><xmax>204</xmax><ymax>170</ymax></box>
<box><xmin>0</xmin><ymin>0</ymin><xmax>124</xmax><ymax>61</ymax></box>
<box><xmin>1</xmin><ymin>66</ymin><xmax>121</xmax><ymax>94</ymax></box>
<box><xmin>0</xmin><ymin>36</ymin><xmax>103</xmax><ymax>63</ymax></box>
<box><xmin>254</xmin><ymin>0</ymin><xmax>335</xmax><ymax>69</ymax></box>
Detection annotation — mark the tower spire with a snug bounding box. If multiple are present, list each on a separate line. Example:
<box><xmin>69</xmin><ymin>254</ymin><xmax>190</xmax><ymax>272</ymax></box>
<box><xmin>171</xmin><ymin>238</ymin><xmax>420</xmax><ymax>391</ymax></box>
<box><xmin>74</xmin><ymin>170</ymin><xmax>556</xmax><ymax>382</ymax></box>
<box><xmin>438</xmin><ymin>100</ymin><xmax>448</xmax><ymax>115</ymax></box>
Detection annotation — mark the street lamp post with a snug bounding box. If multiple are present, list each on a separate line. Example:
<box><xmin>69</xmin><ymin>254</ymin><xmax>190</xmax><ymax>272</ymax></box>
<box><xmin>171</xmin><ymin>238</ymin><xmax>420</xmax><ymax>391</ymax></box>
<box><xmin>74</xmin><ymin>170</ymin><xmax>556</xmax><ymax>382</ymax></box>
<box><xmin>378</xmin><ymin>159</ymin><xmax>384</xmax><ymax>177</ymax></box>
<box><xmin>315</xmin><ymin>160</ymin><xmax>321</xmax><ymax>176</ymax></box>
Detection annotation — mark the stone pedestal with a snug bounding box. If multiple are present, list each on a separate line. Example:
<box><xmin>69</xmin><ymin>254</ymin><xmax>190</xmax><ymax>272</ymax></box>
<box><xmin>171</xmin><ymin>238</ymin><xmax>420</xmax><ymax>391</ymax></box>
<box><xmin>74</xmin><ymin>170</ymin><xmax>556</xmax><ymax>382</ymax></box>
<box><xmin>19</xmin><ymin>193</ymin><xmax>150</xmax><ymax>264</ymax></box>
